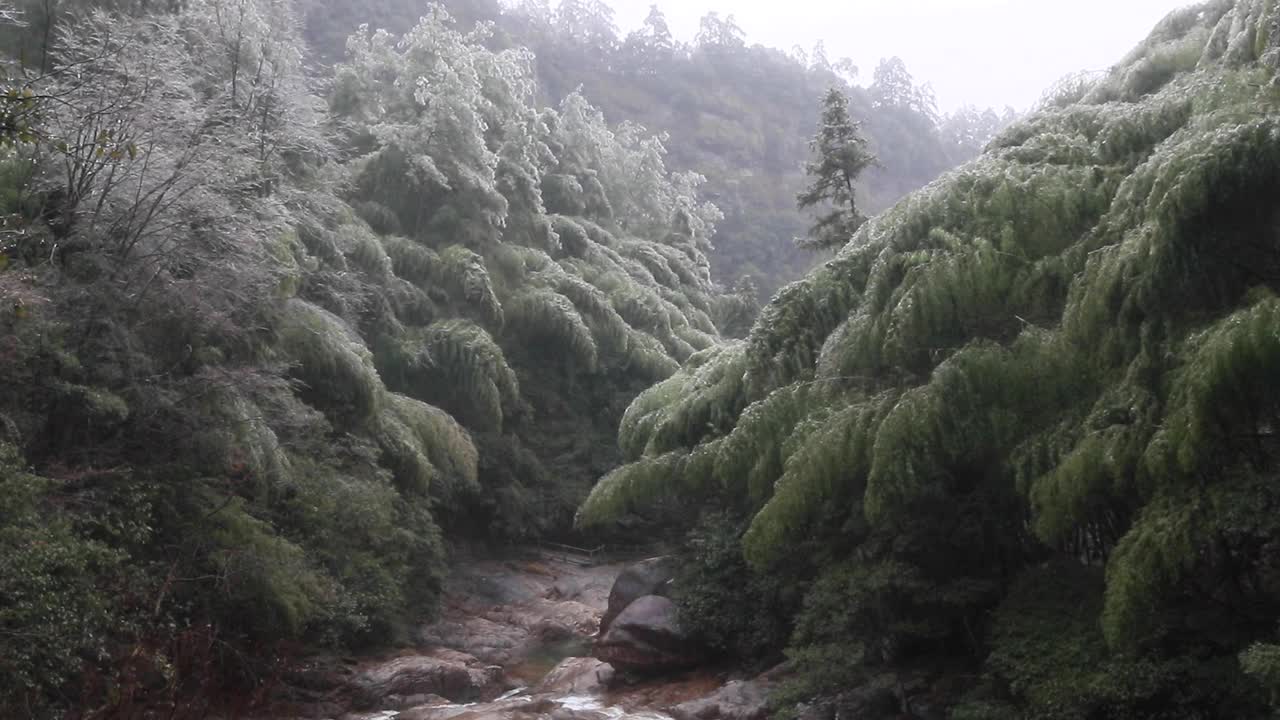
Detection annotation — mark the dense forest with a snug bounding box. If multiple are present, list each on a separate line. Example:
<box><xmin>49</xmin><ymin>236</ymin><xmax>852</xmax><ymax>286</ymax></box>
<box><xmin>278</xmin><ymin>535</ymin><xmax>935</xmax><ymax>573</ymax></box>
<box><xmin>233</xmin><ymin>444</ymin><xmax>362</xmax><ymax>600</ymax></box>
<box><xmin>582</xmin><ymin>0</ymin><xmax>1280</xmax><ymax>716</ymax></box>
<box><xmin>0</xmin><ymin>0</ymin><xmax>746</xmax><ymax>713</ymax></box>
<box><xmin>4</xmin><ymin>0</ymin><xmax>1279</xmax><ymax>718</ymax></box>
<box><xmin>300</xmin><ymin>0</ymin><xmax>1010</xmax><ymax>296</ymax></box>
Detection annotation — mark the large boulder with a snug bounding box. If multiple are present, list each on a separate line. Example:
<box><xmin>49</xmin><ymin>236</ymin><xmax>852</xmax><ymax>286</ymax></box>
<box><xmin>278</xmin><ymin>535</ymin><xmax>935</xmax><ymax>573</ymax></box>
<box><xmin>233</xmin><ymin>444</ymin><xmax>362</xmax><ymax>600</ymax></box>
<box><xmin>352</xmin><ymin>649</ymin><xmax>505</xmax><ymax>709</ymax></box>
<box><xmin>594</xmin><ymin>594</ymin><xmax>700</xmax><ymax>672</ymax></box>
<box><xmin>600</xmin><ymin>557</ymin><xmax>676</xmax><ymax>634</ymax></box>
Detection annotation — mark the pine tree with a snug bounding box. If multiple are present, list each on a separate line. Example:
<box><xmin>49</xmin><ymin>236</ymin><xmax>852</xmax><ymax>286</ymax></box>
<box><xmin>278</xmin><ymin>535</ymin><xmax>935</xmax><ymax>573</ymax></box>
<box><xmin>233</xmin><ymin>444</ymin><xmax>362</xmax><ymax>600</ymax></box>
<box><xmin>795</xmin><ymin>88</ymin><xmax>875</xmax><ymax>251</ymax></box>
<box><xmin>641</xmin><ymin>4</ymin><xmax>672</xmax><ymax>52</ymax></box>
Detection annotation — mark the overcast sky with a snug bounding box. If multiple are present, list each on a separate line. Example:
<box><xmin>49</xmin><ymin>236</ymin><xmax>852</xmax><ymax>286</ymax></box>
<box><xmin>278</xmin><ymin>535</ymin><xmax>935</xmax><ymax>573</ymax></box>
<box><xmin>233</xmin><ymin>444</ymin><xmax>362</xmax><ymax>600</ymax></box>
<box><xmin>604</xmin><ymin>0</ymin><xmax>1193</xmax><ymax>112</ymax></box>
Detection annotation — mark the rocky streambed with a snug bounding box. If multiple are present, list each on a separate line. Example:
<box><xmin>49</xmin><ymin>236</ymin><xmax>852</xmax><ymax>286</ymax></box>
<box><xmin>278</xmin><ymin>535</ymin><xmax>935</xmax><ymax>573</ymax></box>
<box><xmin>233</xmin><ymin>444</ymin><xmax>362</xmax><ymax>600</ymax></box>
<box><xmin>268</xmin><ymin>551</ymin><xmax>772</xmax><ymax>720</ymax></box>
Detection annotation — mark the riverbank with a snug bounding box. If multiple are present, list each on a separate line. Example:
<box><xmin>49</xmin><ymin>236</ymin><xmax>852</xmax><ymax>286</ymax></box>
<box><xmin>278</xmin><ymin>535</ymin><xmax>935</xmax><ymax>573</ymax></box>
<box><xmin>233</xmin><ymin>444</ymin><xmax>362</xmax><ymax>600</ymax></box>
<box><xmin>258</xmin><ymin>549</ymin><xmax>772</xmax><ymax>720</ymax></box>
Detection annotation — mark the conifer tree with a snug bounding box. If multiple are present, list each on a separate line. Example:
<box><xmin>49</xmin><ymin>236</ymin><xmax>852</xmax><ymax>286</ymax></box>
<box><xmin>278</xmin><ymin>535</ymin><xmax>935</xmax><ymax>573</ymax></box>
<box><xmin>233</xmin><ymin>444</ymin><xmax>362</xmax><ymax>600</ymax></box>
<box><xmin>795</xmin><ymin>87</ymin><xmax>875</xmax><ymax>251</ymax></box>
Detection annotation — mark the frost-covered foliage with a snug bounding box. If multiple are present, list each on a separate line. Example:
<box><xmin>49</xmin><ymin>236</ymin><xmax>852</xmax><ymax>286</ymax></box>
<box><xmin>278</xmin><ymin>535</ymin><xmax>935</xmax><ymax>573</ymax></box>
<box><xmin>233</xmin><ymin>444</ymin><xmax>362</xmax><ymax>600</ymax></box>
<box><xmin>581</xmin><ymin>1</ymin><xmax>1280</xmax><ymax>715</ymax></box>
<box><xmin>0</xmin><ymin>0</ymin><xmax>733</xmax><ymax>714</ymax></box>
<box><xmin>323</xmin><ymin>5</ymin><xmax>735</xmax><ymax>537</ymax></box>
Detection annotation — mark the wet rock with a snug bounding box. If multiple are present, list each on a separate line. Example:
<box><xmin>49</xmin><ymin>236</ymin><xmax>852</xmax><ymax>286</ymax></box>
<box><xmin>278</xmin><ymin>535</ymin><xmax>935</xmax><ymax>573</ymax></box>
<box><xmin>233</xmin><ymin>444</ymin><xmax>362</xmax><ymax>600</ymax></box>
<box><xmin>594</xmin><ymin>595</ymin><xmax>700</xmax><ymax>672</ymax></box>
<box><xmin>669</xmin><ymin>679</ymin><xmax>770</xmax><ymax>720</ymax></box>
<box><xmin>383</xmin><ymin>692</ymin><xmax>451</xmax><ymax>710</ymax></box>
<box><xmin>397</xmin><ymin>695</ymin><xmax>557</xmax><ymax>720</ymax></box>
<box><xmin>535</xmin><ymin>657</ymin><xmax>615</xmax><ymax>695</ymax></box>
<box><xmin>353</xmin><ymin>649</ymin><xmax>504</xmax><ymax>709</ymax></box>
<box><xmin>284</xmin><ymin>655</ymin><xmax>353</xmax><ymax>693</ymax></box>
<box><xmin>418</xmin><ymin>558</ymin><xmax>605</xmax><ymax>668</ymax></box>
<box><xmin>549</xmin><ymin>707</ymin><xmax>613</xmax><ymax>720</ymax></box>
<box><xmin>601</xmin><ymin>558</ymin><xmax>676</xmax><ymax>634</ymax></box>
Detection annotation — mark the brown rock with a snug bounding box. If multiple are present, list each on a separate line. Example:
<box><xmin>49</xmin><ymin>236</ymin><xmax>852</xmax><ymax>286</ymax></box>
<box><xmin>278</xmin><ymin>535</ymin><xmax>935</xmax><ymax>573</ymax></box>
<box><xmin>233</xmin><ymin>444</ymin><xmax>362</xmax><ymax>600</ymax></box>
<box><xmin>353</xmin><ymin>649</ymin><xmax>504</xmax><ymax>708</ymax></box>
<box><xmin>534</xmin><ymin>657</ymin><xmax>615</xmax><ymax>695</ymax></box>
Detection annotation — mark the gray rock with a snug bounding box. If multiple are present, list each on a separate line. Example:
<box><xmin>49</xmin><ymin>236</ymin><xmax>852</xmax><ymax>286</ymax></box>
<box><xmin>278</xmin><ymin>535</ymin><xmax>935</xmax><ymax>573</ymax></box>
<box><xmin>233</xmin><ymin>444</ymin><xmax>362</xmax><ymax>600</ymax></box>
<box><xmin>352</xmin><ymin>650</ymin><xmax>504</xmax><ymax>708</ymax></box>
<box><xmin>600</xmin><ymin>557</ymin><xmax>677</xmax><ymax>634</ymax></box>
<box><xmin>549</xmin><ymin>707</ymin><xmax>613</xmax><ymax>720</ymax></box>
<box><xmin>397</xmin><ymin>695</ymin><xmax>557</xmax><ymax>720</ymax></box>
<box><xmin>535</xmin><ymin>657</ymin><xmax>615</xmax><ymax>695</ymax></box>
<box><xmin>594</xmin><ymin>595</ymin><xmax>700</xmax><ymax>672</ymax></box>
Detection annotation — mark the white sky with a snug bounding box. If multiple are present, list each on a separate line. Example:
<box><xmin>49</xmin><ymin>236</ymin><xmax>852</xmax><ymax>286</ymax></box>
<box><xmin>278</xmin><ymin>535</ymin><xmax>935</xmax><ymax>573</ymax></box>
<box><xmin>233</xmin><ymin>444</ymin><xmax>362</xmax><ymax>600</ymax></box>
<box><xmin>605</xmin><ymin>0</ymin><xmax>1194</xmax><ymax>111</ymax></box>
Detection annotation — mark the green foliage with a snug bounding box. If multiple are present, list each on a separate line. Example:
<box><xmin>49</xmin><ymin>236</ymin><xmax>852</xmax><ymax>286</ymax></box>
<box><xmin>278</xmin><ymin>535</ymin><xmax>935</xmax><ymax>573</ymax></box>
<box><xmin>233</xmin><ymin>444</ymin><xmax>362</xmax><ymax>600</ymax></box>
<box><xmin>580</xmin><ymin>2</ymin><xmax>1280</xmax><ymax>713</ymax></box>
<box><xmin>796</xmin><ymin>88</ymin><xmax>875</xmax><ymax>251</ymax></box>
<box><xmin>382</xmin><ymin>234</ymin><xmax>441</xmax><ymax>285</ymax></box>
<box><xmin>674</xmin><ymin>511</ymin><xmax>799</xmax><ymax>662</ymax></box>
<box><xmin>207</xmin><ymin>496</ymin><xmax>332</xmax><ymax>638</ymax></box>
<box><xmin>379</xmin><ymin>393</ymin><xmax>479</xmax><ymax>501</ymax></box>
<box><xmin>440</xmin><ymin>245</ymin><xmax>504</xmax><ymax>327</ymax></box>
<box><xmin>1241</xmin><ymin>642</ymin><xmax>1280</xmax><ymax>706</ymax></box>
<box><xmin>505</xmin><ymin>287</ymin><xmax>599</xmax><ymax>372</ymax></box>
<box><xmin>967</xmin><ymin>561</ymin><xmax>1163</xmax><ymax>719</ymax></box>
<box><xmin>575</xmin><ymin>451</ymin><xmax>686</xmax><ymax>527</ymax></box>
<box><xmin>0</xmin><ymin>445</ymin><xmax>133</xmax><ymax>713</ymax></box>
<box><xmin>0</xmin><ymin>0</ymin><xmax>742</xmax><ymax>713</ymax></box>
<box><xmin>277</xmin><ymin>299</ymin><xmax>385</xmax><ymax>422</ymax></box>
<box><xmin>743</xmin><ymin>393</ymin><xmax>896</xmax><ymax>564</ymax></box>
<box><xmin>339</xmin><ymin>221</ymin><xmax>394</xmax><ymax>279</ymax></box>
<box><xmin>456</xmin><ymin>2</ymin><xmax>993</xmax><ymax>297</ymax></box>
<box><xmin>423</xmin><ymin>319</ymin><xmax>521</xmax><ymax>432</ymax></box>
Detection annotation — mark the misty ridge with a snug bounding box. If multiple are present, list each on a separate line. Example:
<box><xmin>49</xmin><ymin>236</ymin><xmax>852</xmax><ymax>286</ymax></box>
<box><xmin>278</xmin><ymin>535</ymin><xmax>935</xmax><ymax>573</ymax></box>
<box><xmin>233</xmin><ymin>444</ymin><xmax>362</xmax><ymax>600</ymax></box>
<box><xmin>1</xmin><ymin>1</ymin><xmax>1279</xmax><ymax>719</ymax></box>
<box><xmin>301</xmin><ymin>0</ymin><xmax>1019</xmax><ymax>297</ymax></box>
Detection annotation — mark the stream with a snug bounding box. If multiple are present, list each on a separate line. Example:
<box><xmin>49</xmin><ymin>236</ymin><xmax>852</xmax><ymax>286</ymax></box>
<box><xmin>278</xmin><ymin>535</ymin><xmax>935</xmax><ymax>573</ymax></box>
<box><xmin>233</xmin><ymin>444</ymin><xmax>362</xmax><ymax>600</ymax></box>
<box><xmin>346</xmin><ymin>691</ymin><xmax>677</xmax><ymax>720</ymax></box>
<box><xmin>275</xmin><ymin>551</ymin><xmax>766</xmax><ymax>720</ymax></box>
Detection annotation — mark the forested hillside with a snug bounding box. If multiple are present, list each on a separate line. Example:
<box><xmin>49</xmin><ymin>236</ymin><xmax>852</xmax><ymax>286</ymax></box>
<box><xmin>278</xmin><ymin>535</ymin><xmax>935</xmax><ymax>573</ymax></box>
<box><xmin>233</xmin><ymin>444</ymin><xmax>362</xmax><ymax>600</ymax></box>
<box><xmin>300</xmin><ymin>0</ymin><xmax>1009</xmax><ymax>296</ymax></box>
<box><xmin>12</xmin><ymin>0</ymin><xmax>1280</xmax><ymax>717</ymax></box>
<box><xmin>582</xmin><ymin>0</ymin><xmax>1280</xmax><ymax>716</ymax></box>
<box><xmin>0</xmin><ymin>1</ymin><xmax>748</xmax><ymax>714</ymax></box>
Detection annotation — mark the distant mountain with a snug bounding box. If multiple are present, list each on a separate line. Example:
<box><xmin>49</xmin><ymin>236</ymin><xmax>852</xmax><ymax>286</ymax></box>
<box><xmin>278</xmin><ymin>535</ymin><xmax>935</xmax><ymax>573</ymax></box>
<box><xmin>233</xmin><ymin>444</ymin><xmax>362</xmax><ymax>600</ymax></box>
<box><xmin>300</xmin><ymin>0</ymin><xmax>1008</xmax><ymax>296</ymax></box>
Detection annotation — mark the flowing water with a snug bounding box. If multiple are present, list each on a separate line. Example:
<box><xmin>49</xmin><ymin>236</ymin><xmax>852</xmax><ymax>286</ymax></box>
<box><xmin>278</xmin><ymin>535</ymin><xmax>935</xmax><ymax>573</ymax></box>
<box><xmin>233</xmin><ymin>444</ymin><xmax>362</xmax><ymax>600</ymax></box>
<box><xmin>344</xmin><ymin>686</ymin><xmax>677</xmax><ymax>720</ymax></box>
<box><xmin>317</xmin><ymin>553</ymin><xmax>707</xmax><ymax>719</ymax></box>
<box><xmin>504</xmin><ymin>636</ymin><xmax>594</xmax><ymax>684</ymax></box>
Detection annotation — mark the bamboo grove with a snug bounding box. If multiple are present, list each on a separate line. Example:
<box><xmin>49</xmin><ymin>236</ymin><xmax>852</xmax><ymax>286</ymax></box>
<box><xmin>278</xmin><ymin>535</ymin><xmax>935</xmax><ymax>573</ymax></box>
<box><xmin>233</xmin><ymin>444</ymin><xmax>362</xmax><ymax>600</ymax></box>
<box><xmin>0</xmin><ymin>1</ymin><xmax>750</xmax><ymax>713</ymax></box>
<box><xmin>580</xmin><ymin>1</ymin><xmax>1280</xmax><ymax>715</ymax></box>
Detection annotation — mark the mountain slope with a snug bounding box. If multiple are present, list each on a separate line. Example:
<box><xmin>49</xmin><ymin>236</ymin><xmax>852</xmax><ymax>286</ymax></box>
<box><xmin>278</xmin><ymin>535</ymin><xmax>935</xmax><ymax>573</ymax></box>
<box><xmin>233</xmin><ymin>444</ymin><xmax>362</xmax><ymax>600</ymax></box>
<box><xmin>0</xmin><ymin>2</ymin><xmax>742</xmax><ymax>714</ymax></box>
<box><xmin>300</xmin><ymin>0</ymin><xmax>1001</xmax><ymax>297</ymax></box>
<box><xmin>580</xmin><ymin>1</ymin><xmax>1280</xmax><ymax>715</ymax></box>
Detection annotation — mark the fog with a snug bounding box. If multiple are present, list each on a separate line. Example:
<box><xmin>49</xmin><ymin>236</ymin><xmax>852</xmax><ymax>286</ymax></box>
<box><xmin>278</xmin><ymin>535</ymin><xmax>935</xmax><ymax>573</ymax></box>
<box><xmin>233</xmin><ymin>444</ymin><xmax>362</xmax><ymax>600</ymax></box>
<box><xmin>607</xmin><ymin>0</ymin><xmax>1193</xmax><ymax>111</ymax></box>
